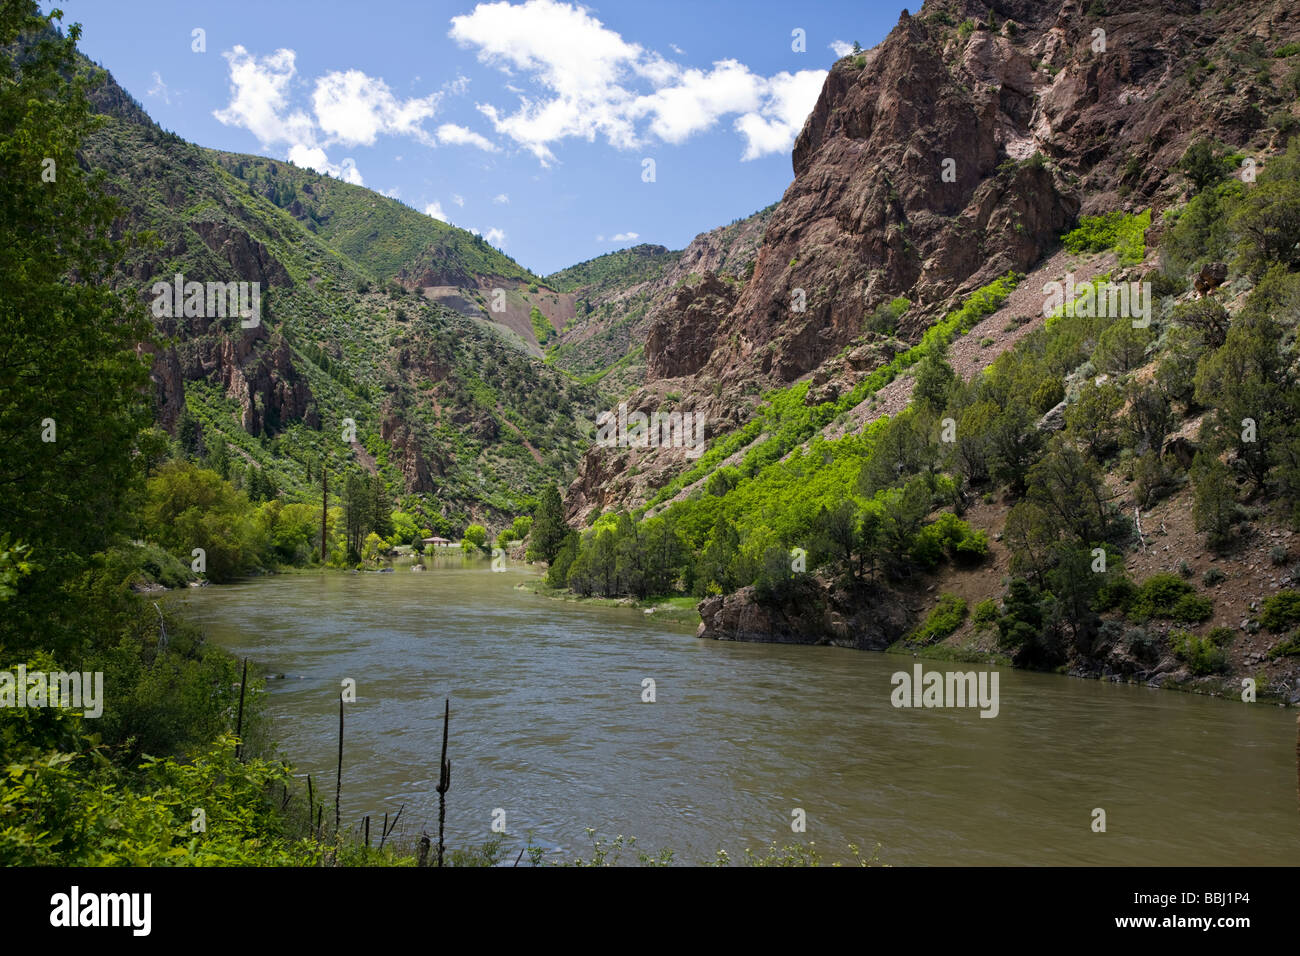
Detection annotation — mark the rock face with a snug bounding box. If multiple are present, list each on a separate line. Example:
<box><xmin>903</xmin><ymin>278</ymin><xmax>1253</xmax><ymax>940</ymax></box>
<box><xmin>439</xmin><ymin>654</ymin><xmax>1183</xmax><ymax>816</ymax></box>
<box><xmin>192</xmin><ymin>221</ymin><xmax>291</xmax><ymax>287</ymax></box>
<box><xmin>697</xmin><ymin>578</ymin><xmax>911</xmax><ymax>650</ymax></box>
<box><xmin>565</xmin><ymin>0</ymin><xmax>1299</xmax><ymax>521</ymax></box>
<box><xmin>645</xmin><ymin>274</ymin><xmax>739</xmax><ymax>380</ymax></box>
<box><xmin>381</xmin><ymin>407</ymin><xmax>442</xmax><ymax>493</ymax></box>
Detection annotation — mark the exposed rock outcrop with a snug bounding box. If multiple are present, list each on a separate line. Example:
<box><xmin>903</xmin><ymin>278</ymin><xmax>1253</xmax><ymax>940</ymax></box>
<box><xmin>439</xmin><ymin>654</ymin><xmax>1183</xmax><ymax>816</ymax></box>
<box><xmin>697</xmin><ymin>578</ymin><xmax>911</xmax><ymax>650</ymax></box>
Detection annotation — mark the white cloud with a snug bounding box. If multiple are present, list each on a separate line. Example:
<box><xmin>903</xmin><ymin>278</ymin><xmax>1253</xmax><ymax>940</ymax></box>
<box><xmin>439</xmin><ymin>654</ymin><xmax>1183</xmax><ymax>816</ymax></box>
<box><xmin>425</xmin><ymin>201</ymin><xmax>448</xmax><ymax>221</ymax></box>
<box><xmin>313</xmin><ymin>70</ymin><xmax>440</xmax><ymax>146</ymax></box>
<box><xmin>214</xmin><ymin>46</ymin><xmax>453</xmax><ymax>171</ymax></box>
<box><xmin>452</xmin><ymin>194</ymin><xmax>465</xmax><ymax>207</ymax></box>
<box><xmin>382</xmin><ymin>186</ymin><xmax>401</xmax><ymax>198</ymax></box>
<box><xmin>829</xmin><ymin>40</ymin><xmax>854</xmax><ymax>58</ymax></box>
<box><xmin>449</xmin><ymin>0</ymin><xmax>825</xmax><ymax>164</ymax></box>
<box><xmin>213</xmin><ymin>46</ymin><xmax>316</xmax><ymax>148</ymax></box>
<box><xmin>733</xmin><ymin>69</ymin><xmax>826</xmax><ymax>160</ymax></box>
<box><xmin>148</xmin><ymin>71</ymin><xmax>171</xmax><ymax>104</ymax></box>
<box><xmin>631</xmin><ymin>59</ymin><xmax>762</xmax><ymax>144</ymax></box>
<box><xmin>469</xmin><ymin>226</ymin><xmax>506</xmax><ymax>246</ymax></box>
<box><xmin>287</xmin><ymin>145</ymin><xmax>364</xmax><ymax>185</ymax></box>
<box><xmin>493</xmin><ymin>193</ymin><xmax>509</xmax><ymax>204</ymax></box>
<box><xmin>611</xmin><ymin>232</ymin><xmax>639</xmax><ymax>241</ymax></box>
<box><xmin>436</xmin><ymin>123</ymin><xmax>498</xmax><ymax>151</ymax></box>
<box><xmin>669</xmin><ymin>43</ymin><xmax>685</xmax><ymax>55</ymax></box>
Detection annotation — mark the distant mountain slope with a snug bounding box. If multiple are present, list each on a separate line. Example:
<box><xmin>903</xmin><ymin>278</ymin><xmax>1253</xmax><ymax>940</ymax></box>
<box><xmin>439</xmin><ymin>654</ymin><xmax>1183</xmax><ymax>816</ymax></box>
<box><xmin>77</xmin><ymin>56</ymin><xmax>598</xmax><ymax>530</ymax></box>
<box><xmin>544</xmin><ymin>206</ymin><xmax>775</xmax><ymax>391</ymax></box>
<box><xmin>211</xmin><ymin>152</ymin><xmax>535</xmax><ymax>286</ymax></box>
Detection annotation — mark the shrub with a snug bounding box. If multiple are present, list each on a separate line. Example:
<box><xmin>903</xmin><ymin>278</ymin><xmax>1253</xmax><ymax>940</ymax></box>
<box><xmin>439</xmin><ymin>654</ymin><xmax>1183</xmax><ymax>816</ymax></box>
<box><xmin>1268</xmin><ymin>632</ymin><xmax>1300</xmax><ymax>658</ymax></box>
<box><xmin>908</xmin><ymin>593</ymin><xmax>968</xmax><ymax>645</ymax></box>
<box><xmin>1062</xmin><ymin>209</ymin><xmax>1151</xmax><ymax>265</ymax></box>
<box><xmin>1202</xmin><ymin>567</ymin><xmax>1226</xmax><ymax>586</ymax></box>
<box><xmin>1269</xmin><ymin>545</ymin><xmax>1288</xmax><ymax>566</ymax></box>
<box><xmin>1260</xmin><ymin>591</ymin><xmax>1300</xmax><ymax>632</ymax></box>
<box><xmin>972</xmin><ymin>597</ymin><xmax>999</xmax><ymax>629</ymax></box>
<box><xmin>1170</xmin><ymin>593</ymin><xmax>1213</xmax><ymax>624</ymax></box>
<box><xmin>1129</xmin><ymin>572</ymin><xmax>1196</xmax><ymax>619</ymax></box>
<box><xmin>1169</xmin><ymin>629</ymin><xmax>1229</xmax><ymax>674</ymax></box>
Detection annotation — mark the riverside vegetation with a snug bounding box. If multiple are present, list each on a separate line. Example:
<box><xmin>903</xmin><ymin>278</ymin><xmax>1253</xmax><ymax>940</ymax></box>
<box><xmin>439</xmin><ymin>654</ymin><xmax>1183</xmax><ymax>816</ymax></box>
<box><xmin>5</xmin><ymin>0</ymin><xmax>1300</xmax><ymax>864</ymax></box>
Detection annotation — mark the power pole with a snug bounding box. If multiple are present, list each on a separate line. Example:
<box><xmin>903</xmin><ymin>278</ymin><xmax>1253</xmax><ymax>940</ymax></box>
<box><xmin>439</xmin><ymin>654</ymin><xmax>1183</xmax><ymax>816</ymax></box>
<box><xmin>321</xmin><ymin>458</ymin><xmax>328</xmax><ymax>563</ymax></box>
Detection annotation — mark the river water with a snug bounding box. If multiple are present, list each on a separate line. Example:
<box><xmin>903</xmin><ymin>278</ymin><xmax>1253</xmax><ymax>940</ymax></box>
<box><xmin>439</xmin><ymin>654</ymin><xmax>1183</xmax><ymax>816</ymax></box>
<box><xmin>173</xmin><ymin>557</ymin><xmax>1300</xmax><ymax>865</ymax></box>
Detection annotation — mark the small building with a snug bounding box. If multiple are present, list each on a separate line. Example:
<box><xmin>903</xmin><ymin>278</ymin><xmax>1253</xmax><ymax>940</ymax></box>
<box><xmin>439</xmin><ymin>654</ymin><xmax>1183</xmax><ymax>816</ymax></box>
<box><xmin>422</xmin><ymin>536</ymin><xmax>452</xmax><ymax>547</ymax></box>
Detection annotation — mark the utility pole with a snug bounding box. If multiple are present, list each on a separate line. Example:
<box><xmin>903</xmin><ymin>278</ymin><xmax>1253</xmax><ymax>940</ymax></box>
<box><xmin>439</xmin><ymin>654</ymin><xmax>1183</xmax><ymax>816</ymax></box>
<box><xmin>321</xmin><ymin>458</ymin><xmax>328</xmax><ymax>563</ymax></box>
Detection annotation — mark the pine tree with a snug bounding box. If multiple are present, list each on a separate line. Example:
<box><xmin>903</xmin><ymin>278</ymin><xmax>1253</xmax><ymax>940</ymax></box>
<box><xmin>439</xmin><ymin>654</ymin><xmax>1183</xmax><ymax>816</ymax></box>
<box><xmin>527</xmin><ymin>485</ymin><xmax>569</xmax><ymax>563</ymax></box>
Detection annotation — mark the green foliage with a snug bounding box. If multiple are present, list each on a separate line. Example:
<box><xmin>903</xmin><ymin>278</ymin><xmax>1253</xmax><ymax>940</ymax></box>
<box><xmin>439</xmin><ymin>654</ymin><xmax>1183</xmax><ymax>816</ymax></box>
<box><xmin>460</xmin><ymin>523</ymin><xmax>488</xmax><ymax>553</ymax></box>
<box><xmin>1178</xmin><ymin>140</ymin><xmax>1233</xmax><ymax>194</ymax></box>
<box><xmin>972</xmin><ymin>597</ymin><xmax>999</xmax><ymax>629</ymax></box>
<box><xmin>1061</xmin><ymin>209</ymin><xmax>1151</xmax><ymax>266</ymax></box>
<box><xmin>0</xmin><ymin>2</ymin><xmax>154</xmax><ymax>644</ymax></box>
<box><xmin>1190</xmin><ymin>452</ymin><xmax>1240</xmax><ymax>550</ymax></box>
<box><xmin>1230</xmin><ymin>138</ymin><xmax>1300</xmax><ymax>278</ymax></box>
<box><xmin>1128</xmin><ymin>573</ymin><xmax>1212</xmax><ymax>622</ymax></box>
<box><xmin>864</xmin><ymin>296</ymin><xmax>910</xmax><ymax>334</ymax></box>
<box><xmin>907</xmin><ymin>593</ymin><xmax>968</xmax><ymax>645</ymax></box>
<box><xmin>527</xmin><ymin>485</ymin><xmax>570</xmax><ymax>563</ymax></box>
<box><xmin>529</xmin><ymin>305</ymin><xmax>553</xmax><ymax>345</ymax></box>
<box><xmin>1259</xmin><ymin>591</ymin><xmax>1300</xmax><ymax>632</ymax></box>
<box><xmin>1169</xmin><ymin>629</ymin><xmax>1229</xmax><ymax>675</ymax></box>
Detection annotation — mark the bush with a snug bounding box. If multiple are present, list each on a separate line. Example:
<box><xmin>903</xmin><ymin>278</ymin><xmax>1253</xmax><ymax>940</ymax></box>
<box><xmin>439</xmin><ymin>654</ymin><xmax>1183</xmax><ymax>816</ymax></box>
<box><xmin>1267</xmin><ymin>632</ymin><xmax>1300</xmax><ymax>658</ymax></box>
<box><xmin>1202</xmin><ymin>567</ymin><xmax>1226</xmax><ymax>587</ymax></box>
<box><xmin>972</xmin><ymin>597</ymin><xmax>999</xmax><ymax>629</ymax></box>
<box><xmin>1128</xmin><ymin>573</ymin><xmax>1197</xmax><ymax>619</ymax></box>
<box><xmin>1169</xmin><ymin>629</ymin><xmax>1229</xmax><ymax>675</ymax></box>
<box><xmin>1260</xmin><ymin>591</ymin><xmax>1300</xmax><ymax>632</ymax></box>
<box><xmin>908</xmin><ymin>593</ymin><xmax>968</xmax><ymax>645</ymax></box>
<box><xmin>1170</xmin><ymin>593</ymin><xmax>1213</xmax><ymax>624</ymax></box>
<box><xmin>1062</xmin><ymin>209</ymin><xmax>1151</xmax><ymax>266</ymax></box>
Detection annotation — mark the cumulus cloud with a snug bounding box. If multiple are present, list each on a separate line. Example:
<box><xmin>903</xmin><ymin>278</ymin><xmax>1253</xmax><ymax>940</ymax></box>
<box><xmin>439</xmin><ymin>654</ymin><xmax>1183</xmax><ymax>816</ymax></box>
<box><xmin>449</xmin><ymin>0</ymin><xmax>825</xmax><ymax>163</ymax></box>
<box><xmin>493</xmin><ymin>193</ymin><xmax>509</xmax><ymax>204</ymax></box>
<box><xmin>213</xmin><ymin>46</ymin><xmax>316</xmax><ymax>148</ymax></box>
<box><xmin>452</xmin><ymin>194</ymin><xmax>465</xmax><ymax>207</ymax></box>
<box><xmin>313</xmin><ymin>70</ymin><xmax>441</xmax><ymax>146</ymax></box>
<box><xmin>470</xmin><ymin>226</ymin><xmax>506</xmax><ymax>246</ymax></box>
<box><xmin>829</xmin><ymin>40</ymin><xmax>854</xmax><ymax>58</ymax></box>
<box><xmin>733</xmin><ymin>69</ymin><xmax>826</xmax><ymax>160</ymax></box>
<box><xmin>287</xmin><ymin>144</ymin><xmax>364</xmax><ymax>185</ymax></box>
<box><xmin>213</xmin><ymin>45</ymin><xmax>497</xmax><ymax>173</ymax></box>
<box><xmin>610</xmin><ymin>232</ymin><xmax>639</xmax><ymax>241</ymax></box>
<box><xmin>424</xmin><ymin>201</ymin><xmax>449</xmax><ymax>221</ymax></box>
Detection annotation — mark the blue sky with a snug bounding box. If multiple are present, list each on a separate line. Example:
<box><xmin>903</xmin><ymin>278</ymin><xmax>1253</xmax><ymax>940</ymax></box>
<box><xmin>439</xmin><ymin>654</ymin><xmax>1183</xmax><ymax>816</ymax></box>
<box><xmin>49</xmin><ymin>0</ymin><xmax>907</xmax><ymax>276</ymax></box>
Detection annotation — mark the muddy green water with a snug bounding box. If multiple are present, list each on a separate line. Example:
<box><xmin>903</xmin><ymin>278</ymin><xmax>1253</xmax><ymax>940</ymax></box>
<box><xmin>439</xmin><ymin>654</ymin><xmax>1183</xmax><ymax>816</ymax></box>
<box><xmin>173</xmin><ymin>557</ymin><xmax>1300</xmax><ymax>865</ymax></box>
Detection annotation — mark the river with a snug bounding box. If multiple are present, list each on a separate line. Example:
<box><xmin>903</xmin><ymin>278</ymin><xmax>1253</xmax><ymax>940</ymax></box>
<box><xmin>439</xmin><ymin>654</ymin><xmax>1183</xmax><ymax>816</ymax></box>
<box><xmin>172</xmin><ymin>556</ymin><xmax>1300</xmax><ymax>865</ymax></box>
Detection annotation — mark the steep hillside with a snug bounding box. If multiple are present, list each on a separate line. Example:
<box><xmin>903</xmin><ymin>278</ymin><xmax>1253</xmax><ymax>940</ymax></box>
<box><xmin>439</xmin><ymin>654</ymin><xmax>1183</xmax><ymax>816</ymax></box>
<box><xmin>567</xmin><ymin>0</ymin><xmax>1300</xmax><ymax>520</ymax></box>
<box><xmin>544</xmin><ymin>206</ymin><xmax>774</xmax><ymax>392</ymax></box>
<box><xmin>542</xmin><ymin>0</ymin><xmax>1300</xmax><ymax>700</ymax></box>
<box><xmin>80</xmin><ymin>64</ymin><xmax>599</xmax><ymax>532</ymax></box>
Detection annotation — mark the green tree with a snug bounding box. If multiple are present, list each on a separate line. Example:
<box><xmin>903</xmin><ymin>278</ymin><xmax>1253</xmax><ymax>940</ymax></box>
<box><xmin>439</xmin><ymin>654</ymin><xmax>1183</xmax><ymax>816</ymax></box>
<box><xmin>1190</xmin><ymin>452</ymin><xmax>1240</xmax><ymax>550</ymax></box>
<box><xmin>527</xmin><ymin>484</ymin><xmax>569</xmax><ymax>563</ymax></box>
<box><xmin>1178</xmin><ymin>140</ymin><xmax>1231</xmax><ymax>194</ymax></box>
<box><xmin>0</xmin><ymin>2</ymin><xmax>153</xmax><ymax>649</ymax></box>
<box><xmin>461</xmin><ymin>523</ymin><xmax>488</xmax><ymax>553</ymax></box>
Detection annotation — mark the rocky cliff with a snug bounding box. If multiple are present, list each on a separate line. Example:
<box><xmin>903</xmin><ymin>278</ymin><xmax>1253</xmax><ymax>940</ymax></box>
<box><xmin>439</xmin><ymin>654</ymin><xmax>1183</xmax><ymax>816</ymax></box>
<box><xmin>567</xmin><ymin>0</ymin><xmax>1300</xmax><ymax>522</ymax></box>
